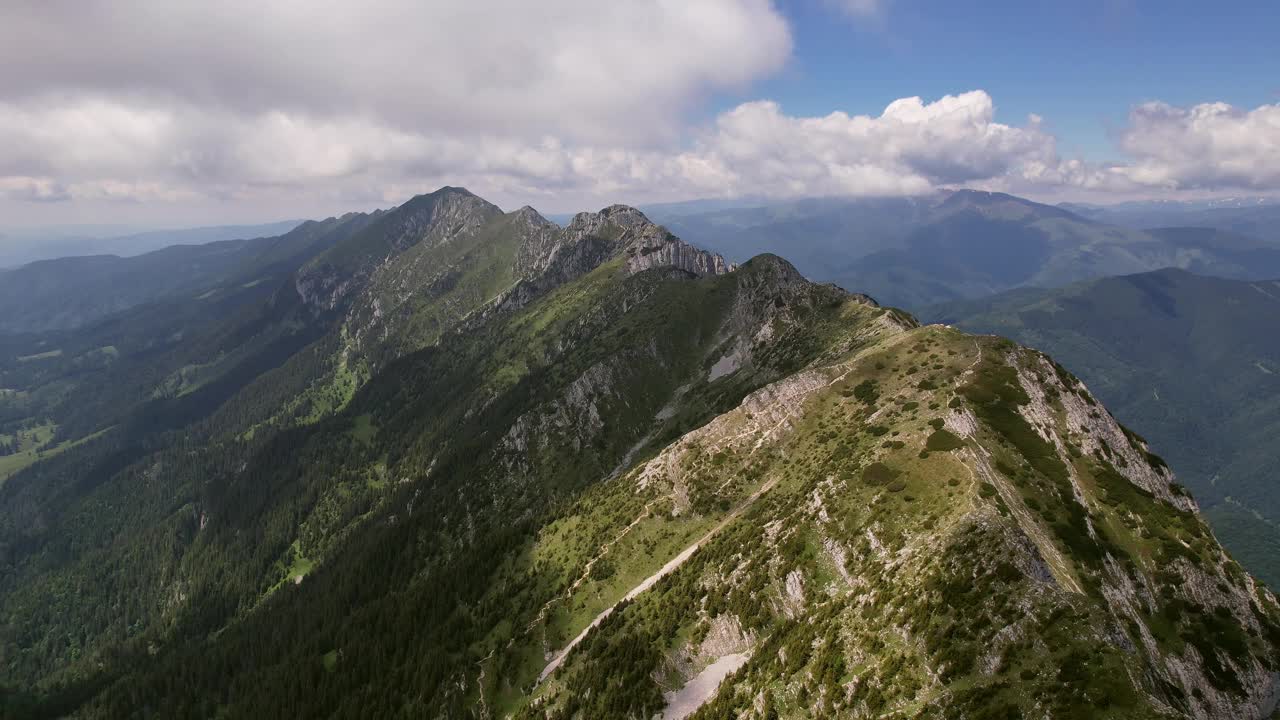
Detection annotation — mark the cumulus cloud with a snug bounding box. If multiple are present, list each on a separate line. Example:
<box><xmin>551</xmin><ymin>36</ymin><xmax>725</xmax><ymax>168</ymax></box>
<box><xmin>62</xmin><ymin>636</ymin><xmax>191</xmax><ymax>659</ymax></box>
<box><xmin>1114</xmin><ymin>101</ymin><xmax>1280</xmax><ymax>190</ymax></box>
<box><xmin>0</xmin><ymin>1</ymin><xmax>790</xmax><ymax>146</ymax></box>
<box><xmin>2</xmin><ymin>0</ymin><xmax>1278</xmax><ymax>221</ymax></box>
<box><xmin>664</xmin><ymin>91</ymin><xmax>1058</xmax><ymax>198</ymax></box>
<box><xmin>0</xmin><ymin>0</ymin><xmax>797</xmax><ymax>217</ymax></box>
<box><xmin>0</xmin><ymin>89</ymin><xmax>1059</xmax><ymax>209</ymax></box>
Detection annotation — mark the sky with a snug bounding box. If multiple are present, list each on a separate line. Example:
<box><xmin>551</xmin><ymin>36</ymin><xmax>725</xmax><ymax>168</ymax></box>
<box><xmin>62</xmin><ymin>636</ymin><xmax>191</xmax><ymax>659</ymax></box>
<box><xmin>1</xmin><ymin>0</ymin><xmax>1278</xmax><ymax>227</ymax></box>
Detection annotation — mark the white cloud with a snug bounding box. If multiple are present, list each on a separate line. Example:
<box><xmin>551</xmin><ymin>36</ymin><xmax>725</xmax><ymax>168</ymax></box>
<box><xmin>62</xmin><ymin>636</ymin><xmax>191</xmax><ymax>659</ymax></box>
<box><xmin>1113</xmin><ymin>101</ymin><xmax>1280</xmax><ymax>190</ymax></box>
<box><xmin>660</xmin><ymin>91</ymin><xmax>1058</xmax><ymax>198</ymax></box>
<box><xmin>8</xmin><ymin>84</ymin><xmax>1278</xmax><ymax>216</ymax></box>
<box><xmin>3</xmin><ymin>0</ymin><xmax>1279</xmax><ymax>222</ymax></box>
<box><xmin>0</xmin><ymin>87</ymin><xmax>1061</xmax><ymax>211</ymax></box>
<box><xmin>0</xmin><ymin>176</ymin><xmax>70</xmax><ymax>203</ymax></box>
<box><xmin>0</xmin><ymin>1</ymin><xmax>790</xmax><ymax>146</ymax></box>
<box><xmin>0</xmin><ymin>0</ymin><xmax>796</xmax><ymax>220</ymax></box>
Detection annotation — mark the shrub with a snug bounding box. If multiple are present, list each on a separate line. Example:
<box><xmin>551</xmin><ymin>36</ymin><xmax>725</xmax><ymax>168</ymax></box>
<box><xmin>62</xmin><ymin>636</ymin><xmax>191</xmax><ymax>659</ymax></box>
<box><xmin>926</xmin><ymin>429</ymin><xmax>965</xmax><ymax>452</ymax></box>
<box><xmin>853</xmin><ymin>379</ymin><xmax>880</xmax><ymax>405</ymax></box>
<box><xmin>863</xmin><ymin>462</ymin><xmax>899</xmax><ymax>485</ymax></box>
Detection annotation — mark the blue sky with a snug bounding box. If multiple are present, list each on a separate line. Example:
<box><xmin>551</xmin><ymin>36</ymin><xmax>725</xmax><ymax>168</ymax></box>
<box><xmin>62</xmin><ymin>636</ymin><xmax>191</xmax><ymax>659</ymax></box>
<box><xmin>730</xmin><ymin>0</ymin><xmax>1280</xmax><ymax>161</ymax></box>
<box><xmin>1</xmin><ymin>1</ymin><xmax>1279</xmax><ymax>226</ymax></box>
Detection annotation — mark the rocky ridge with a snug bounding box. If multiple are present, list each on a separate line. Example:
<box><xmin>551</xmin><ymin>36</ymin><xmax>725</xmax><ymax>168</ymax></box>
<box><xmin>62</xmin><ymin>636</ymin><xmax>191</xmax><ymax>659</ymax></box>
<box><xmin>280</xmin><ymin>190</ymin><xmax>1280</xmax><ymax>720</ymax></box>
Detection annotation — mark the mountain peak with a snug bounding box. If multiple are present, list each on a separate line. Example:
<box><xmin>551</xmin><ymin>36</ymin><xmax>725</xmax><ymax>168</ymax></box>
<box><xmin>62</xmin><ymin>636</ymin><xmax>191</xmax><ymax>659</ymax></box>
<box><xmin>619</xmin><ymin>222</ymin><xmax>734</xmax><ymax>278</ymax></box>
<box><xmin>399</xmin><ymin>185</ymin><xmax>493</xmax><ymax>214</ymax></box>
<box><xmin>565</xmin><ymin>204</ymin><xmax>653</xmax><ymax>234</ymax></box>
<box><xmin>427</xmin><ymin>185</ymin><xmax>477</xmax><ymax>198</ymax></box>
<box><xmin>739</xmin><ymin>252</ymin><xmax>806</xmax><ymax>283</ymax></box>
<box><xmin>510</xmin><ymin>205</ymin><xmax>554</xmax><ymax>228</ymax></box>
<box><xmin>599</xmin><ymin>202</ymin><xmax>648</xmax><ymax>219</ymax></box>
<box><xmin>295</xmin><ymin>187</ymin><xmax>501</xmax><ymax>310</ymax></box>
<box><xmin>932</xmin><ymin>187</ymin><xmax>1077</xmax><ymax>223</ymax></box>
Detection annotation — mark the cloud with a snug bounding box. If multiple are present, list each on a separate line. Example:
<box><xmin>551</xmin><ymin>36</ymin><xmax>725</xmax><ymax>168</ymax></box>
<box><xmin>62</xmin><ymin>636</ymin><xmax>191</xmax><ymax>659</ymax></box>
<box><xmin>0</xmin><ymin>0</ymin><xmax>797</xmax><ymax>217</ymax></box>
<box><xmin>0</xmin><ymin>1</ymin><xmax>790</xmax><ymax>146</ymax></box>
<box><xmin>664</xmin><ymin>91</ymin><xmax>1057</xmax><ymax>198</ymax></box>
<box><xmin>0</xmin><ymin>177</ymin><xmax>70</xmax><ymax>203</ymax></box>
<box><xmin>1113</xmin><ymin>101</ymin><xmax>1280</xmax><ymax>190</ymax></box>
<box><xmin>3</xmin><ymin>0</ymin><xmax>1279</xmax><ymax>221</ymax></box>
<box><xmin>0</xmin><ymin>88</ymin><xmax>1061</xmax><ymax>208</ymax></box>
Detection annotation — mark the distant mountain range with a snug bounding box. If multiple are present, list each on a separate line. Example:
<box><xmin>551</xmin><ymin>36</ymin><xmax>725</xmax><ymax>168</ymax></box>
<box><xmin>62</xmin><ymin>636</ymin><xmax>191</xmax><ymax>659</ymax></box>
<box><xmin>1060</xmin><ymin>198</ymin><xmax>1280</xmax><ymax>240</ymax></box>
<box><xmin>928</xmin><ymin>268</ymin><xmax>1280</xmax><ymax>586</ymax></box>
<box><xmin>10</xmin><ymin>190</ymin><xmax>1276</xmax><ymax>335</ymax></box>
<box><xmin>0</xmin><ymin>220</ymin><xmax>323</xmax><ymax>333</ymax></box>
<box><xmin>0</xmin><ymin>220</ymin><xmax>302</xmax><ymax>269</ymax></box>
<box><xmin>651</xmin><ymin>190</ymin><xmax>1280</xmax><ymax>310</ymax></box>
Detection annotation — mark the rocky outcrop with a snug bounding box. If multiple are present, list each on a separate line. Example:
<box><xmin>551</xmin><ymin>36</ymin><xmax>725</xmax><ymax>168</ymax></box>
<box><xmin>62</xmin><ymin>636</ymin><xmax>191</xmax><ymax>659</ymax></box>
<box><xmin>566</xmin><ymin>205</ymin><xmax>733</xmax><ymax>279</ymax></box>
<box><xmin>479</xmin><ymin>205</ymin><xmax>734</xmax><ymax>324</ymax></box>
<box><xmin>510</xmin><ymin>206</ymin><xmax>563</xmax><ymax>277</ymax></box>
<box><xmin>623</xmin><ymin>227</ymin><xmax>733</xmax><ymax>277</ymax></box>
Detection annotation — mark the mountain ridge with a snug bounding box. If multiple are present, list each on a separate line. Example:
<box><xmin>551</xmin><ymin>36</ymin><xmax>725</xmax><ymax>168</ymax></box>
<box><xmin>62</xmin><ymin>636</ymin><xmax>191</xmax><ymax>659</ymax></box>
<box><xmin>0</xmin><ymin>188</ymin><xmax>1277</xmax><ymax>719</ymax></box>
<box><xmin>649</xmin><ymin>189</ymin><xmax>1280</xmax><ymax>310</ymax></box>
<box><xmin>927</xmin><ymin>267</ymin><xmax>1280</xmax><ymax>587</ymax></box>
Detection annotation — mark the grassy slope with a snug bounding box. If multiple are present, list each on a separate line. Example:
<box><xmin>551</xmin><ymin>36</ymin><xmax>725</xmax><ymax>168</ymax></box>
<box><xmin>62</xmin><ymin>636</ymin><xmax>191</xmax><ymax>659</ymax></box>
<box><xmin>929</xmin><ymin>268</ymin><xmax>1280</xmax><ymax>586</ymax></box>
<box><xmin>525</xmin><ymin>325</ymin><xmax>1280</xmax><ymax>719</ymax></box>
<box><xmin>46</xmin><ymin>254</ymin><xmax>895</xmax><ymax>718</ymax></box>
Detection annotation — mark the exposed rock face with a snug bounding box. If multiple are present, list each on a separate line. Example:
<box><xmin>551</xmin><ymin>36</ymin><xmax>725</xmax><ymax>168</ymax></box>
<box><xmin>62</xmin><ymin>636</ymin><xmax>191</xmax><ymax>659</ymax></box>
<box><xmin>479</xmin><ymin>204</ymin><xmax>734</xmax><ymax>324</ymax></box>
<box><xmin>621</xmin><ymin>223</ymin><xmax>733</xmax><ymax>278</ymax></box>
<box><xmin>374</xmin><ymin>187</ymin><xmax>500</xmax><ymax>256</ymax></box>
<box><xmin>562</xmin><ymin>205</ymin><xmax>733</xmax><ymax>278</ymax></box>
<box><xmin>510</xmin><ymin>206</ymin><xmax>563</xmax><ymax>277</ymax></box>
<box><xmin>294</xmin><ymin>264</ymin><xmax>353</xmax><ymax>312</ymax></box>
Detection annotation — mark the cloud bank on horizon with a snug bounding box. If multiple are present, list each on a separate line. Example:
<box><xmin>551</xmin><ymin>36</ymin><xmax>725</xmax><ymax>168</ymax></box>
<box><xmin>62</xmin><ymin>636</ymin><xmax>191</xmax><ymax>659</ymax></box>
<box><xmin>1</xmin><ymin>0</ymin><xmax>1278</xmax><ymax>222</ymax></box>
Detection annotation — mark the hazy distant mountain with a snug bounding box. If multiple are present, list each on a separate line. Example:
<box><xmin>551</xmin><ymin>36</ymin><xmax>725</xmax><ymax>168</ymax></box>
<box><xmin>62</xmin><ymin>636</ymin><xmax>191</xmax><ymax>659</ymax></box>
<box><xmin>0</xmin><ymin>220</ymin><xmax>302</xmax><ymax>269</ymax></box>
<box><xmin>648</xmin><ymin>194</ymin><xmax>935</xmax><ymax>280</ymax></box>
<box><xmin>1061</xmin><ymin>197</ymin><xmax>1280</xmax><ymax>214</ymax></box>
<box><xmin>930</xmin><ymin>268</ymin><xmax>1280</xmax><ymax>585</ymax></box>
<box><xmin>4</xmin><ymin>188</ymin><xmax>1276</xmax><ymax>718</ymax></box>
<box><xmin>1061</xmin><ymin>198</ymin><xmax>1280</xmax><ymax>241</ymax></box>
<box><xmin>0</xmin><ymin>220</ymin><xmax>330</xmax><ymax>333</ymax></box>
<box><xmin>652</xmin><ymin>190</ymin><xmax>1280</xmax><ymax>309</ymax></box>
<box><xmin>639</xmin><ymin>196</ymin><xmax>771</xmax><ymax>218</ymax></box>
